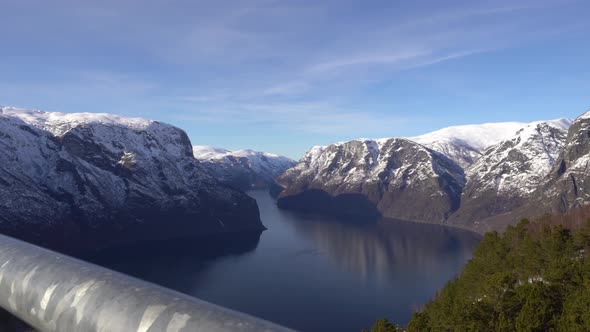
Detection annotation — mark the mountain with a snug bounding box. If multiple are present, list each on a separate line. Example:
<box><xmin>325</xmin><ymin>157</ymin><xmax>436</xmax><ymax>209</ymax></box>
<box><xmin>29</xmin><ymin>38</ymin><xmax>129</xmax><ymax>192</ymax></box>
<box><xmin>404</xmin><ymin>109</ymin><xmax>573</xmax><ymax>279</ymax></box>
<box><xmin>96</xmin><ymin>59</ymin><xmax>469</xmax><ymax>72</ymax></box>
<box><xmin>275</xmin><ymin>122</ymin><xmax>533</xmax><ymax>224</ymax></box>
<box><xmin>408</xmin><ymin>122</ymin><xmax>529</xmax><ymax>168</ymax></box>
<box><xmin>192</xmin><ymin>145</ymin><xmax>233</xmax><ymax>159</ymax></box>
<box><xmin>0</xmin><ymin>107</ymin><xmax>263</xmax><ymax>253</ymax></box>
<box><xmin>538</xmin><ymin>112</ymin><xmax>590</xmax><ymax>214</ymax></box>
<box><xmin>193</xmin><ymin>145</ymin><xmax>296</xmax><ymax>190</ymax></box>
<box><xmin>449</xmin><ymin>119</ymin><xmax>572</xmax><ymax>229</ymax></box>
<box><xmin>276</xmin><ymin>117</ymin><xmax>587</xmax><ymax>231</ymax></box>
<box><xmin>276</xmin><ymin>138</ymin><xmax>465</xmax><ymax>223</ymax></box>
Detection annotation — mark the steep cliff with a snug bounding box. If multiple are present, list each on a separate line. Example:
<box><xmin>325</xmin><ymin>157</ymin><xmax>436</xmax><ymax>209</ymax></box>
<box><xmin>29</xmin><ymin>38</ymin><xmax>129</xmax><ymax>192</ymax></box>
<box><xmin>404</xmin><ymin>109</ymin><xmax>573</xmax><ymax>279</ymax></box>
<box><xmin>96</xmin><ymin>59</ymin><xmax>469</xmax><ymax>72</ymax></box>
<box><xmin>0</xmin><ymin>107</ymin><xmax>263</xmax><ymax>253</ymax></box>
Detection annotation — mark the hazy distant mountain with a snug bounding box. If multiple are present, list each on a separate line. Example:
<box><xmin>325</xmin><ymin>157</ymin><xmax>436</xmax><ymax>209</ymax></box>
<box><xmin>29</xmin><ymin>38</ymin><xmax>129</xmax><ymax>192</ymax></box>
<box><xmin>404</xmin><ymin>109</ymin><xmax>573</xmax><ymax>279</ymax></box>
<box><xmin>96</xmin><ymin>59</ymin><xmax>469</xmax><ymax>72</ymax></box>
<box><xmin>193</xmin><ymin>145</ymin><xmax>295</xmax><ymax>191</ymax></box>
<box><xmin>0</xmin><ymin>106</ymin><xmax>263</xmax><ymax>252</ymax></box>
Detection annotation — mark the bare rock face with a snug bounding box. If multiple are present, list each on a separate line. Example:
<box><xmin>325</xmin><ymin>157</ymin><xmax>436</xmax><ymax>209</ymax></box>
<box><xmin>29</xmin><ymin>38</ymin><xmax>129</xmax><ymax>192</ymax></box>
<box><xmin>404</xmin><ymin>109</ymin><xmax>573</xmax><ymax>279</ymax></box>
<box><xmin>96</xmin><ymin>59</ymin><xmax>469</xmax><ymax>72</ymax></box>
<box><xmin>276</xmin><ymin>138</ymin><xmax>465</xmax><ymax>223</ymax></box>
<box><xmin>0</xmin><ymin>107</ymin><xmax>263</xmax><ymax>253</ymax></box>
<box><xmin>539</xmin><ymin>112</ymin><xmax>590</xmax><ymax>214</ymax></box>
<box><xmin>449</xmin><ymin>119</ymin><xmax>571</xmax><ymax>227</ymax></box>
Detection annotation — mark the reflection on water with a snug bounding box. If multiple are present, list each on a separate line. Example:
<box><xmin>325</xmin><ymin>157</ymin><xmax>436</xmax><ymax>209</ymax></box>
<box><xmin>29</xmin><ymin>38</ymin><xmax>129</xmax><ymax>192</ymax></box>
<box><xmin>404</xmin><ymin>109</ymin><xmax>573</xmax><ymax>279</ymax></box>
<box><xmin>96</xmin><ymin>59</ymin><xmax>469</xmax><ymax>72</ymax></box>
<box><xmin>91</xmin><ymin>190</ymin><xmax>480</xmax><ymax>332</ymax></box>
<box><xmin>288</xmin><ymin>215</ymin><xmax>477</xmax><ymax>285</ymax></box>
<box><xmin>88</xmin><ymin>231</ymin><xmax>262</xmax><ymax>295</ymax></box>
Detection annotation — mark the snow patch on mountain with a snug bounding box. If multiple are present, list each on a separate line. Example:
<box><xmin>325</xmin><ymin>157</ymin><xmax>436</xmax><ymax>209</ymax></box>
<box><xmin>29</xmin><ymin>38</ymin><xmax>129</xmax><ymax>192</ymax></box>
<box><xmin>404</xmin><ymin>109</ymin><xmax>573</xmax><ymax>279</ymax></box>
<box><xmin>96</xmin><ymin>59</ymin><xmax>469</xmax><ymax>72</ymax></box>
<box><xmin>192</xmin><ymin>145</ymin><xmax>232</xmax><ymax>159</ymax></box>
<box><xmin>2</xmin><ymin>106</ymin><xmax>191</xmax><ymax>159</ymax></box>
<box><xmin>576</xmin><ymin>110</ymin><xmax>590</xmax><ymax>120</ymax></box>
<box><xmin>193</xmin><ymin>145</ymin><xmax>296</xmax><ymax>190</ymax></box>
<box><xmin>408</xmin><ymin>122</ymin><xmax>532</xmax><ymax>167</ymax></box>
<box><xmin>467</xmin><ymin>119</ymin><xmax>572</xmax><ymax>197</ymax></box>
<box><xmin>2</xmin><ymin>107</ymin><xmax>153</xmax><ymax>135</ymax></box>
<box><xmin>409</xmin><ymin>122</ymin><xmax>529</xmax><ymax>152</ymax></box>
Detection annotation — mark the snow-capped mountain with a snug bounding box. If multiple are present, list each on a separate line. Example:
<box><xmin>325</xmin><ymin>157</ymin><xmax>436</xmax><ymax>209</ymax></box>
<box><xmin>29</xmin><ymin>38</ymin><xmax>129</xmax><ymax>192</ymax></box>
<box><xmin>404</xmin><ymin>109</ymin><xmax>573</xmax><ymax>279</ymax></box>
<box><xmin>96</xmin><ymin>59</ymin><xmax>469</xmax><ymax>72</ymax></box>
<box><xmin>449</xmin><ymin>119</ymin><xmax>572</xmax><ymax>227</ymax></box>
<box><xmin>4</xmin><ymin>103</ymin><xmax>590</xmax><ymax>238</ymax></box>
<box><xmin>276</xmin><ymin>138</ymin><xmax>465</xmax><ymax>222</ymax></box>
<box><xmin>538</xmin><ymin>112</ymin><xmax>590</xmax><ymax>213</ymax></box>
<box><xmin>276</xmin><ymin>116</ymin><xmax>589</xmax><ymax>230</ymax></box>
<box><xmin>193</xmin><ymin>145</ymin><xmax>296</xmax><ymax>190</ymax></box>
<box><xmin>408</xmin><ymin>122</ymin><xmax>529</xmax><ymax>168</ymax></box>
<box><xmin>0</xmin><ymin>107</ymin><xmax>263</xmax><ymax>252</ymax></box>
<box><xmin>192</xmin><ymin>145</ymin><xmax>233</xmax><ymax>159</ymax></box>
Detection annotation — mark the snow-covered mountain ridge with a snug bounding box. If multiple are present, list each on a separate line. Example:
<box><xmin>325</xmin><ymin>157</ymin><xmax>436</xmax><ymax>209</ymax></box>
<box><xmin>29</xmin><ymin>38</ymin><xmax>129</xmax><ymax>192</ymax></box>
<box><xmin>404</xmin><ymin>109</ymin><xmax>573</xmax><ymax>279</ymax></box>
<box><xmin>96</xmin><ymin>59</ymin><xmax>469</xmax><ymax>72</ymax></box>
<box><xmin>276</xmin><ymin>116</ymin><xmax>584</xmax><ymax>231</ymax></box>
<box><xmin>302</xmin><ymin>119</ymin><xmax>571</xmax><ymax>168</ymax></box>
<box><xmin>277</xmin><ymin>138</ymin><xmax>465</xmax><ymax>222</ymax></box>
<box><xmin>0</xmin><ymin>106</ymin><xmax>263</xmax><ymax>252</ymax></box>
<box><xmin>3</xmin><ymin>104</ymin><xmax>588</xmax><ymax>236</ymax></box>
<box><xmin>408</xmin><ymin>121</ymin><xmax>531</xmax><ymax>167</ymax></box>
<box><xmin>469</xmin><ymin>119</ymin><xmax>571</xmax><ymax>194</ymax></box>
<box><xmin>449</xmin><ymin>119</ymin><xmax>572</xmax><ymax>228</ymax></box>
<box><xmin>193</xmin><ymin>145</ymin><xmax>295</xmax><ymax>190</ymax></box>
<box><xmin>192</xmin><ymin>145</ymin><xmax>233</xmax><ymax>159</ymax></box>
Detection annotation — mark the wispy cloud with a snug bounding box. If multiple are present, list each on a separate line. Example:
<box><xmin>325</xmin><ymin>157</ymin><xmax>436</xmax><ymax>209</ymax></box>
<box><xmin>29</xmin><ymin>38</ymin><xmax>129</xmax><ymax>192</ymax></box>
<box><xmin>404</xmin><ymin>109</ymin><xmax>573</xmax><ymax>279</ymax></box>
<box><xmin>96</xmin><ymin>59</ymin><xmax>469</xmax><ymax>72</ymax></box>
<box><xmin>1</xmin><ymin>0</ymin><xmax>588</xmax><ymax>156</ymax></box>
<box><xmin>169</xmin><ymin>100</ymin><xmax>410</xmax><ymax>136</ymax></box>
<box><xmin>77</xmin><ymin>70</ymin><xmax>156</xmax><ymax>94</ymax></box>
<box><xmin>259</xmin><ymin>81</ymin><xmax>311</xmax><ymax>96</ymax></box>
<box><xmin>307</xmin><ymin>49</ymin><xmax>432</xmax><ymax>73</ymax></box>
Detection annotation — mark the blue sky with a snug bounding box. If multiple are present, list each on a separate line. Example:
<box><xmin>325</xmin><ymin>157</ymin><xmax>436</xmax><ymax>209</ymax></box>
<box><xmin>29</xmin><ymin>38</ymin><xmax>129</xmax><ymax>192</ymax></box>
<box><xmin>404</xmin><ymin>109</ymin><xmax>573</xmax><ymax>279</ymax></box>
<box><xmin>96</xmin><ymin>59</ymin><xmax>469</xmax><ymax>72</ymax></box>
<box><xmin>1</xmin><ymin>0</ymin><xmax>589</xmax><ymax>159</ymax></box>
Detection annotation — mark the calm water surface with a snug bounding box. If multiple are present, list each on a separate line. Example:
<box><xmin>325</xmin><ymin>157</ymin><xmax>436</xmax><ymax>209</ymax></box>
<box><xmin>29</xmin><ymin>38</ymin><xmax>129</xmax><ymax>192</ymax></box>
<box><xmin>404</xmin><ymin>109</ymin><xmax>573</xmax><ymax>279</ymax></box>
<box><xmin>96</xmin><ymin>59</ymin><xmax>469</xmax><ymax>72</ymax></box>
<box><xmin>92</xmin><ymin>190</ymin><xmax>480</xmax><ymax>332</ymax></box>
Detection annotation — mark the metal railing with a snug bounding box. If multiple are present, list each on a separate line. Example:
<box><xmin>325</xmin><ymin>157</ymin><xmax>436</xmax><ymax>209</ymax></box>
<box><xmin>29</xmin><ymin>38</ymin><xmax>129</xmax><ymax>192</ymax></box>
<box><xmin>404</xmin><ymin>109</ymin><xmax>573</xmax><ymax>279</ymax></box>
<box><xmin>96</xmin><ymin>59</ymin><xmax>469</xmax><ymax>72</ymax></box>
<box><xmin>0</xmin><ymin>234</ymin><xmax>295</xmax><ymax>332</ymax></box>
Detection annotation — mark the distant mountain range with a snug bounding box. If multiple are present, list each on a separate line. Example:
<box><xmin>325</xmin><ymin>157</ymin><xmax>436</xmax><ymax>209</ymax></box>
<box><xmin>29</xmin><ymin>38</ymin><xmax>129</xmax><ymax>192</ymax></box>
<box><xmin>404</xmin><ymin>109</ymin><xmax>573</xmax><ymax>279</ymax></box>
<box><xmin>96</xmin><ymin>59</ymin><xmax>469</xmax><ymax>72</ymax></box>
<box><xmin>276</xmin><ymin>114</ymin><xmax>585</xmax><ymax>233</ymax></box>
<box><xmin>2</xmin><ymin>103</ymin><xmax>589</xmax><ymax>250</ymax></box>
<box><xmin>193</xmin><ymin>146</ymin><xmax>295</xmax><ymax>191</ymax></box>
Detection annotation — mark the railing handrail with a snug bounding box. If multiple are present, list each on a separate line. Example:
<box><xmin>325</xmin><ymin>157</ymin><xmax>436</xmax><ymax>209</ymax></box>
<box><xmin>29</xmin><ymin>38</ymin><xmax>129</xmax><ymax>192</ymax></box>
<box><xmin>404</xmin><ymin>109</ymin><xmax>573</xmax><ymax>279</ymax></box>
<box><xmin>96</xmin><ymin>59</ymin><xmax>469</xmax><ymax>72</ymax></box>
<box><xmin>0</xmin><ymin>234</ymin><xmax>296</xmax><ymax>332</ymax></box>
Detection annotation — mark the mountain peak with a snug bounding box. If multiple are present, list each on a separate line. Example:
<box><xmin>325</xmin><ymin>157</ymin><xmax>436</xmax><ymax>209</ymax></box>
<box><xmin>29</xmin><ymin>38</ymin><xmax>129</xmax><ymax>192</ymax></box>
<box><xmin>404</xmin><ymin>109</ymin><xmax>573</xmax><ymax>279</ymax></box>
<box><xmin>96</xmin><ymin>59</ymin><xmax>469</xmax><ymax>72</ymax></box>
<box><xmin>193</xmin><ymin>145</ymin><xmax>295</xmax><ymax>190</ymax></box>
<box><xmin>192</xmin><ymin>145</ymin><xmax>232</xmax><ymax>159</ymax></box>
<box><xmin>409</xmin><ymin>121</ymin><xmax>528</xmax><ymax>151</ymax></box>
<box><xmin>576</xmin><ymin>110</ymin><xmax>590</xmax><ymax>121</ymax></box>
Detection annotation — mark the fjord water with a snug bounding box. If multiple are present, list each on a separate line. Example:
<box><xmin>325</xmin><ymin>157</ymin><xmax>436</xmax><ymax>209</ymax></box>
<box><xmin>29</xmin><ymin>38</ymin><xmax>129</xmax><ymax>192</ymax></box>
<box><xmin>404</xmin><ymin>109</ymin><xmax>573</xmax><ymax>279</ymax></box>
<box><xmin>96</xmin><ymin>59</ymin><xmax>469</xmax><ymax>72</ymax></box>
<box><xmin>92</xmin><ymin>191</ymin><xmax>480</xmax><ymax>332</ymax></box>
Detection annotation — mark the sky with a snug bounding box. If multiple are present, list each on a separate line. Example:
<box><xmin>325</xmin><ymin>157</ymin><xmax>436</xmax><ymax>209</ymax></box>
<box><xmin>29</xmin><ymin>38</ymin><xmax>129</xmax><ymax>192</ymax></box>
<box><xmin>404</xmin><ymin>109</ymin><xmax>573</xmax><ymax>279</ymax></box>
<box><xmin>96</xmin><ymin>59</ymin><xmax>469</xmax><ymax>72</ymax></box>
<box><xmin>1</xmin><ymin>0</ymin><xmax>589</xmax><ymax>159</ymax></box>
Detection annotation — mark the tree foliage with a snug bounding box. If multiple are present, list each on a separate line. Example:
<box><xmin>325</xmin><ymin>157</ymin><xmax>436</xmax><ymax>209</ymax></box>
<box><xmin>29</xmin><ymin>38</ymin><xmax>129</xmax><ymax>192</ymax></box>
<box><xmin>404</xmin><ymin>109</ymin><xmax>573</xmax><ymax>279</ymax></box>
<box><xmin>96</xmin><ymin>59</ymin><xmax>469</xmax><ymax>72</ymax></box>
<box><xmin>366</xmin><ymin>219</ymin><xmax>590</xmax><ymax>331</ymax></box>
<box><xmin>363</xmin><ymin>319</ymin><xmax>404</xmax><ymax>332</ymax></box>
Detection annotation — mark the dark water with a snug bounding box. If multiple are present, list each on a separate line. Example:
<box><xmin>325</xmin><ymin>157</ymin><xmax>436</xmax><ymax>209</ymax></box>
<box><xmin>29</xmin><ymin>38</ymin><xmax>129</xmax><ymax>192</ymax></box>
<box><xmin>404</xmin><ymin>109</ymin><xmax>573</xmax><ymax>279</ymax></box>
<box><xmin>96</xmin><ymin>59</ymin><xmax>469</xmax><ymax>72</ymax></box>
<box><xmin>91</xmin><ymin>191</ymin><xmax>480</xmax><ymax>332</ymax></box>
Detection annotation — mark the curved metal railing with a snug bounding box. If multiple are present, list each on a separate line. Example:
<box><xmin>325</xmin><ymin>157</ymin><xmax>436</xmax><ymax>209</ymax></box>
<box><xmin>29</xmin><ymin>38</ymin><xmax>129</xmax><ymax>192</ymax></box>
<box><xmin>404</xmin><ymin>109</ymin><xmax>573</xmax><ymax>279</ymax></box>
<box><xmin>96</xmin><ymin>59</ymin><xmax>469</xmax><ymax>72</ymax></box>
<box><xmin>0</xmin><ymin>234</ymin><xmax>295</xmax><ymax>332</ymax></box>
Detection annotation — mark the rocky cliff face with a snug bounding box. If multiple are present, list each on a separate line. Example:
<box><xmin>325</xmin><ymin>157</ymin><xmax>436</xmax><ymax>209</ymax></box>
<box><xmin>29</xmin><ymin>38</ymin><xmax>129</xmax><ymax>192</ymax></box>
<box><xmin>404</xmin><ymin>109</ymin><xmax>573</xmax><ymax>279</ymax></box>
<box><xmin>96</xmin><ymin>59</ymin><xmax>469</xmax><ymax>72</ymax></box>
<box><xmin>449</xmin><ymin>119</ymin><xmax>571</xmax><ymax>227</ymax></box>
<box><xmin>193</xmin><ymin>146</ymin><xmax>295</xmax><ymax>191</ymax></box>
<box><xmin>0</xmin><ymin>107</ymin><xmax>263</xmax><ymax>253</ymax></box>
<box><xmin>276</xmin><ymin>138</ymin><xmax>465</xmax><ymax>223</ymax></box>
<box><xmin>539</xmin><ymin>112</ymin><xmax>590</xmax><ymax>214</ymax></box>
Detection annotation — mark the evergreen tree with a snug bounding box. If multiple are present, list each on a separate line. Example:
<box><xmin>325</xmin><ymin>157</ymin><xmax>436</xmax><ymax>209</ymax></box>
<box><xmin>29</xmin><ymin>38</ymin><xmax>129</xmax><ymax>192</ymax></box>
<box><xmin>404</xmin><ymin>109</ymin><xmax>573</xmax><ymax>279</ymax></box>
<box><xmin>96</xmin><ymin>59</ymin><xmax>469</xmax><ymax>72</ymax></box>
<box><xmin>365</xmin><ymin>219</ymin><xmax>590</xmax><ymax>331</ymax></box>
